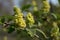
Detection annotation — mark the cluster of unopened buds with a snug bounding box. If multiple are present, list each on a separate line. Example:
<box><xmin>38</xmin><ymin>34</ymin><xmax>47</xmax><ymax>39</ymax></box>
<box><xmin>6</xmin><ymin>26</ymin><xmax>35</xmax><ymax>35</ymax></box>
<box><xmin>26</xmin><ymin>12</ymin><xmax>35</xmax><ymax>26</ymax></box>
<box><xmin>42</xmin><ymin>0</ymin><xmax>50</xmax><ymax>13</ymax></box>
<box><xmin>14</xmin><ymin>7</ymin><xmax>35</xmax><ymax>28</ymax></box>
<box><xmin>14</xmin><ymin>7</ymin><xmax>26</xmax><ymax>28</ymax></box>
<box><xmin>32</xmin><ymin>0</ymin><xmax>38</xmax><ymax>11</ymax></box>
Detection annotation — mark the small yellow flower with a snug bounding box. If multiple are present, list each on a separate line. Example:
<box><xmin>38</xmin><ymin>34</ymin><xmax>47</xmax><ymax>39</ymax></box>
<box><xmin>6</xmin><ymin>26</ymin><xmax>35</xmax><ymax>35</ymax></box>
<box><xmin>14</xmin><ymin>6</ymin><xmax>21</xmax><ymax>14</ymax></box>
<box><xmin>19</xmin><ymin>20</ymin><xmax>26</xmax><ymax>28</ymax></box>
<box><xmin>43</xmin><ymin>1</ymin><xmax>50</xmax><ymax>8</ymax></box>
<box><xmin>14</xmin><ymin>7</ymin><xmax>26</xmax><ymax>28</ymax></box>
<box><xmin>43</xmin><ymin>9</ymin><xmax>50</xmax><ymax>13</ymax></box>
<box><xmin>32</xmin><ymin>0</ymin><xmax>37</xmax><ymax>6</ymax></box>
<box><xmin>32</xmin><ymin>0</ymin><xmax>38</xmax><ymax>11</ymax></box>
<box><xmin>33</xmin><ymin>7</ymin><xmax>38</xmax><ymax>11</ymax></box>
<box><xmin>26</xmin><ymin>12</ymin><xmax>35</xmax><ymax>25</ymax></box>
<box><xmin>42</xmin><ymin>0</ymin><xmax>50</xmax><ymax>13</ymax></box>
<box><xmin>14</xmin><ymin>7</ymin><xmax>23</xmax><ymax>18</ymax></box>
<box><xmin>17</xmin><ymin>13</ymin><xmax>23</xmax><ymax>18</ymax></box>
<box><xmin>53</xmin><ymin>22</ymin><xmax>58</xmax><ymax>27</ymax></box>
<box><xmin>15</xmin><ymin>19</ymin><xmax>18</xmax><ymax>23</ymax></box>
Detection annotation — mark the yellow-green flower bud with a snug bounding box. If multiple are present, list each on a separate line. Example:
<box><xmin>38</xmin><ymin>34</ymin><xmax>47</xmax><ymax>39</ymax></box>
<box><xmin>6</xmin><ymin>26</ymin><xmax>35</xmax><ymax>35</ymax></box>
<box><xmin>53</xmin><ymin>22</ymin><xmax>58</xmax><ymax>27</ymax></box>
<box><xmin>14</xmin><ymin>6</ymin><xmax>21</xmax><ymax>14</ymax></box>
<box><xmin>14</xmin><ymin>7</ymin><xmax>26</xmax><ymax>28</ymax></box>
<box><xmin>42</xmin><ymin>0</ymin><xmax>50</xmax><ymax>13</ymax></box>
<box><xmin>26</xmin><ymin>12</ymin><xmax>35</xmax><ymax>25</ymax></box>
<box><xmin>18</xmin><ymin>19</ymin><xmax>26</xmax><ymax>28</ymax></box>
<box><xmin>33</xmin><ymin>7</ymin><xmax>38</xmax><ymax>11</ymax></box>
<box><xmin>14</xmin><ymin>6</ymin><xmax>23</xmax><ymax>18</ymax></box>
<box><xmin>51</xmin><ymin>22</ymin><xmax>59</xmax><ymax>38</ymax></box>
<box><xmin>32</xmin><ymin>0</ymin><xmax>37</xmax><ymax>6</ymax></box>
<box><xmin>32</xmin><ymin>0</ymin><xmax>38</xmax><ymax>11</ymax></box>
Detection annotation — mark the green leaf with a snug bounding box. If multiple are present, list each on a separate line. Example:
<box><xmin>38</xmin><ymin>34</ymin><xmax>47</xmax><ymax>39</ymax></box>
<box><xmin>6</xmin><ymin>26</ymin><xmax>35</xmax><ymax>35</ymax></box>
<box><xmin>8</xmin><ymin>26</ymin><xmax>15</xmax><ymax>33</ymax></box>
<box><xmin>51</xmin><ymin>13</ymin><xmax>57</xmax><ymax>20</ymax></box>
<box><xmin>26</xmin><ymin>28</ymin><xmax>36</xmax><ymax>37</ymax></box>
<box><xmin>58</xmin><ymin>0</ymin><xmax>60</xmax><ymax>3</ymax></box>
<box><xmin>21</xmin><ymin>4</ymin><xmax>32</xmax><ymax>11</ymax></box>
<box><xmin>36</xmin><ymin>29</ymin><xmax>48</xmax><ymax>39</ymax></box>
<box><xmin>1</xmin><ymin>17</ymin><xmax>5</xmax><ymax>23</ymax></box>
<box><xmin>0</xmin><ymin>18</ymin><xmax>3</xmax><ymax>24</ymax></box>
<box><xmin>6</xmin><ymin>16</ymin><xmax>14</xmax><ymax>21</ymax></box>
<box><xmin>56</xmin><ymin>13</ymin><xmax>60</xmax><ymax>20</ymax></box>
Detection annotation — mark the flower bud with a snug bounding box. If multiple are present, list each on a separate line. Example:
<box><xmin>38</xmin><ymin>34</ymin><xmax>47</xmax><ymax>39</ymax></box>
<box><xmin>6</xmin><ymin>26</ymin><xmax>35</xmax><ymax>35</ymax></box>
<box><xmin>14</xmin><ymin>7</ymin><xmax>26</xmax><ymax>28</ymax></box>
<box><xmin>42</xmin><ymin>0</ymin><xmax>50</xmax><ymax>13</ymax></box>
<box><xmin>26</xmin><ymin>12</ymin><xmax>35</xmax><ymax>26</ymax></box>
